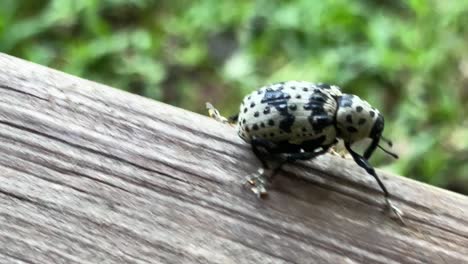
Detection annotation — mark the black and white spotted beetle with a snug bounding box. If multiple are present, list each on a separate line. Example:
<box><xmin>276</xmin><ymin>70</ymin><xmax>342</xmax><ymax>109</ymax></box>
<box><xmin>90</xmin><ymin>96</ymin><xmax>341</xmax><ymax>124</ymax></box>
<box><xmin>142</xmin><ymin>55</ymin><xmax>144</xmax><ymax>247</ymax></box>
<box><xmin>207</xmin><ymin>81</ymin><xmax>402</xmax><ymax>222</ymax></box>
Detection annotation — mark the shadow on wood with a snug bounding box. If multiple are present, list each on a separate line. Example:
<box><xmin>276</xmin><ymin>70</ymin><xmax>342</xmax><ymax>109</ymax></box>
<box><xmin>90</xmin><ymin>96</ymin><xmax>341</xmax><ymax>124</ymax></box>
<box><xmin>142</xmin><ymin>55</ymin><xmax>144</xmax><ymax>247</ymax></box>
<box><xmin>0</xmin><ymin>53</ymin><xmax>467</xmax><ymax>263</ymax></box>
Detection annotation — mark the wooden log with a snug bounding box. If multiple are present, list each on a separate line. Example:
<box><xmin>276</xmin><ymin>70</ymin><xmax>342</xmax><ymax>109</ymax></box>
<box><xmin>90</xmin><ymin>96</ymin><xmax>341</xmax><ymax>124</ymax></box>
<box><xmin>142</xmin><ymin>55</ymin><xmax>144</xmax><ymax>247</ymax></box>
<box><xmin>0</xmin><ymin>52</ymin><xmax>467</xmax><ymax>264</ymax></box>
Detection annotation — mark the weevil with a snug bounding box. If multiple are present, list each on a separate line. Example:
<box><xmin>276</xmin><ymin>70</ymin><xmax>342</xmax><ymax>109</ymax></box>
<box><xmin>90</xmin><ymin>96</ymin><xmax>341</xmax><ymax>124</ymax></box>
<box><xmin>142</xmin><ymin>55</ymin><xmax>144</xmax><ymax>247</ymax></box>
<box><xmin>207</xmin><ymin>81</ymin><xmax>403</xmax><ymax>222</ymax></box>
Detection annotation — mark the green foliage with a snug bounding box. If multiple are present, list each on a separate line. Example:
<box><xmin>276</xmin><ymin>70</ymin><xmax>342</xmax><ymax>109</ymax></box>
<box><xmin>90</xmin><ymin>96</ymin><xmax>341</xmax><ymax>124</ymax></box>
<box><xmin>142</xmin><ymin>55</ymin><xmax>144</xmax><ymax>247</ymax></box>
<box><xmin>1</xmin><ymin>0</ymin><xmax>467</xmax><ymax>193</ymax></box>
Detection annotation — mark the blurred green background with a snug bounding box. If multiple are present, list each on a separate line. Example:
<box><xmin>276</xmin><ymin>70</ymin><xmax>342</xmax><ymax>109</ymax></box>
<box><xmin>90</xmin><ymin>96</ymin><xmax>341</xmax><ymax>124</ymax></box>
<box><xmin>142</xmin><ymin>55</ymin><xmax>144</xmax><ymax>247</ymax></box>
<box><xmin>1</xmin><ymin>0</ymin><xmax>467</xmax><ymax>194</ymax></box>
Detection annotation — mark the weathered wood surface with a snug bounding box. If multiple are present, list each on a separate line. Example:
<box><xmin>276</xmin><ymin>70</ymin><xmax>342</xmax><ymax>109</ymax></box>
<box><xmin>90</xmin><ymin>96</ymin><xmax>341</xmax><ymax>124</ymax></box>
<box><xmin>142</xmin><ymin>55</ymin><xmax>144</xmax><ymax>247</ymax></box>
<box><xmin>0</xmin><ymin>53</ymin><xmax>467</xmax><ymax>264</ymax></box>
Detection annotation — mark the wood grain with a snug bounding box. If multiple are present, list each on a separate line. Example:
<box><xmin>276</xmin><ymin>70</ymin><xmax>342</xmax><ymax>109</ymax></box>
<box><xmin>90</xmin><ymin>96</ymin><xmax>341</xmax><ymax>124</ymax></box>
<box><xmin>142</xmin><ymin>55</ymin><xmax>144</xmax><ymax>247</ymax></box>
<box><xmin>0</xmin><ymin>53</ymin><xmax>467</xmax><ymax>264</ymax></box>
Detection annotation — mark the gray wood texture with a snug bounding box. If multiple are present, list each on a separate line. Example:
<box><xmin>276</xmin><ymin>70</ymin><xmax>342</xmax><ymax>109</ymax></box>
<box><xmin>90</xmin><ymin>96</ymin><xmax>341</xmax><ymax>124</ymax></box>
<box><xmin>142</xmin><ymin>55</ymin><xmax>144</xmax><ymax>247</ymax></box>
<box><xmin>0</xmin><ymin>53</ymin><xmax>467</xmax><ymax>264</ymax></box>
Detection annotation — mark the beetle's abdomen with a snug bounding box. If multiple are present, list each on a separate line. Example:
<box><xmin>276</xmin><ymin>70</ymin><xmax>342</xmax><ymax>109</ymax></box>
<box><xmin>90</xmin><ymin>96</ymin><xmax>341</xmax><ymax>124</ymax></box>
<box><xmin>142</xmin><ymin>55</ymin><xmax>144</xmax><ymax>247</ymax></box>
<box><xmin>237</xmin><ymin>81</ymin><xmax>340</xmax><ymax>146</ymax></box>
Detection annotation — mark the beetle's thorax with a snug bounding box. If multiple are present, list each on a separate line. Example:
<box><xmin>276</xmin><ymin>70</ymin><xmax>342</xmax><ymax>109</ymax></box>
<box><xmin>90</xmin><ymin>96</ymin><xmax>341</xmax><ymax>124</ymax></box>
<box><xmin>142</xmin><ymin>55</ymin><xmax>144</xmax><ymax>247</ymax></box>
<box><xmin>335</xmin><ymin>94</ymin><xmax>382</xmax><ymax>143</ymax></box>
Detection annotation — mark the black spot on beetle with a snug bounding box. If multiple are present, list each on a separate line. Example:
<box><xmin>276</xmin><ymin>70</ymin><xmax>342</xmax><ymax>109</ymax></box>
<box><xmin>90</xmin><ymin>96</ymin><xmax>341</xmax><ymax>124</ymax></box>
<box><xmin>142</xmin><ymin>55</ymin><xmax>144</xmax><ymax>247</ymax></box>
<box><xmin>304</xmin><ymin>95</ymin><xmax>327</xmax><ymax>113</ymax></box>
<box><xmin>311</xmin><ymin>95</ymin><xmax>326</xmax><ymax>102</ymax></box>
<box><xmin>291</xmin><ymin>86</ymin><xmax>296</xmax><ymax>90</ymax></box>
<box><xmin>356</xmin><ymin>106</ymin><xmax>363</xmax><ymax>112</ymax></box>
<box><xmin>260</xmin><ymin>122</ymin><xmax>265</xmax><ymax>128</ymax></box>
<box><xmin>263</xmin><ymin>106</ymin><xmax>270</xmax><ymax>114</ymax></box>
<box><xmin>245</xmin><ymin>126</ymin><xmax>250</xmax><ymax>132</ymax></box>
<box><xmin>358</xmin><ymin>118</ymin><xmax>366</xmax><ymax>125</ymax></box>
<box><xmin>254</xmin><ymin>111</ymin><xmax>260</xmax><ymax>117</ymax></box>
<box><xmin>317</xmin><ymin>83</ymin><xmax>331</xmax><ymax>89</ymax></box>
<box><xmin>347</xmin><ymin>126</ymin><xmax>358</xmax><ymax>133</ymax></box>
<box><xmin>263</xmin><ymin>90</ymin><xmax>284</xmax><ymax>101</ymax></box>
<box><xmin>369</xmin><ymin>111</ymin><xmax>375</xmax><ymax>117</ymax></box>
<box><xmin>338</xmin><ymin>94</ymin><xmax>354</xmax><ymax>108</ymax></box>
<box><xmin>314</xmin><ymin>115</ymin><xmax>333</xmax><ymax>126</ymax></box>
<box><xmin>296</xmin><ymin>94</ymin><xmax>301</xmax><ymax>99</ymax></box>
<box><xmin>279</xmin><ymin>115</ymin><xmax>295</xmax><ymax>133</ymax></box>
<box><xmin>243</xmin><ymin>108</ymin><xmax>248</xmax><ymax>113</ymax></box>
<box><xmin>308</xmin><ymin>115</ymin><xmax>332</xmax><ymax>134</ymax></box>
<box><xmin>247</xmin><ymin>95</ymin><xmax>251</xmax><ymax>100</ymax></box>
<box><xmin>346</xmin><ymin>114</ymin><xmax>353</xmax><ymax>123</ymax></box>
<box><xmin>266</xmin><ymin>87</ymin><xmax>273</xmax><ymax>92</ymax></box>
<box><xmin>303</xmin><ymin>87</ymin><xmax>309</xmax><ymax>92</ymax></box>
<box><xmin>303</xmin><ymin>91</ymin><xmax>332</xmax><ymax>133</ymax></box>
<box><xmin>257</xmin><ymin>90</ymin><xmax>263</xmax><ymax>95</ymax></box>
<box><xmin>250</xmin><ymin>102</ymin><xmax>256</xmax><ymax>108</ymax></box>
<box><xmin>278</xmin><ymin>103</ymin><xmax>288</xmax><ymax>111</ymax></box>
<box><xmin>304</xmin><ymin>103</ymin><xmax>322</xmax><ymax>112</ymax></box>
<box><xmin>268</xmin><ymin>119</ymin><xmax>275</xmax><ymax>126</ymax></box>
<box><xmin>289</xmin><ymin>104</ymin><xmax>297</xmax><ymax>111</ymax></box>
<box><xmin>284</xmin><ymin>94</ymin><xmax>291</xmax><ymax>99</ymax></box>
<box><xmin>252</xmin><ymin>124</ymin><xmax>259</xmax><ymax>130</ymax></box>
<box><xmin>262</xmin><ymin>88</ymin><xmax>295</xmax><ymax>133</ymax></box>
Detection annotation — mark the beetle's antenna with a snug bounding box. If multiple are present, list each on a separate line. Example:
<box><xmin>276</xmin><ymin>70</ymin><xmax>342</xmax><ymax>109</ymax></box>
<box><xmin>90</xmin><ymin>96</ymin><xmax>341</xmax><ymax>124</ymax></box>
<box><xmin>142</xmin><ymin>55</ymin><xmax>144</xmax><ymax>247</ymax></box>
<box><xmin>378</xmin><ymin>144</ymin><xmax>399</xmax><ymax>159</ymax></box>
<box><xmin>381</xmin><ymin>136</ymin><xmax>393</xmax><ymax>147</ymax></box>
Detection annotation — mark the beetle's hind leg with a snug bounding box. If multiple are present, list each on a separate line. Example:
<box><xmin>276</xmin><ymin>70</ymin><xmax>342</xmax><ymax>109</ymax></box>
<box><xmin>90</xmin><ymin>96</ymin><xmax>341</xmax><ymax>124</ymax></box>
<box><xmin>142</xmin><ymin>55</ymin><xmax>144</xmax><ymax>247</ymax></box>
<box><xmin>206</xmin><ymin>102</ymin><xmax>238</xmax><ymax>125</ymax></box>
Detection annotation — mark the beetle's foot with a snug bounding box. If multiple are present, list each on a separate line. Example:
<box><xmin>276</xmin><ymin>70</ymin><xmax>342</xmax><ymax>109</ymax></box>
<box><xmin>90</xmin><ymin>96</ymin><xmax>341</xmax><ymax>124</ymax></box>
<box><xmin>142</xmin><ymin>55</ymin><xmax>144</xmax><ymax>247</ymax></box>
<box><xmin>244</xmin><ymin>168</ymin><xmax>268</xmax><ymax>197</ymax></box>
<box><xmin>328</xmin><ymin>146</ymin><xmax>352</xmax><ymax>159</ymax></box>
<box><xmin>206</xmin><ymin>102</ymin><xmax>229</xmax><ymax>124</ymax></box>
<box><xmin>329</xmin><ymin>142</ymin><xmax>352</xmax><ymax>159</ymax></box>
<box><xmin>386</xmin><ymin>198</ymin><xmax>405</xmax><ymax>224</ymax></box>
<box><xmin>328</xmin><ymin>148</ymin><xmax>341</xmax><ymax>156</ymax></box>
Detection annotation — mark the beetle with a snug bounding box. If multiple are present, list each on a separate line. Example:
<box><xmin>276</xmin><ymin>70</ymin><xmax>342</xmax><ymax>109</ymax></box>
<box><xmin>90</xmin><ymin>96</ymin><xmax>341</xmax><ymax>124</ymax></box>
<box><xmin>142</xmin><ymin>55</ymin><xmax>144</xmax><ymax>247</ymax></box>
<box><xmin>207</xmin><ymin>81</ymin><xmax>403</xmax><ymax>222</ymax></box>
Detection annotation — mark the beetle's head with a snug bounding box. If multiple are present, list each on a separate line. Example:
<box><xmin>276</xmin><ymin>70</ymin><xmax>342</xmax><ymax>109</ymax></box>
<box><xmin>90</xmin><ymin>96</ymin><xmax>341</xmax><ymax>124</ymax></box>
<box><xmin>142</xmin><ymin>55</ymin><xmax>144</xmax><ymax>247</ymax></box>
<box><xmin>336</xmin><ymin>94</ymin><xmax>395</xmax><ymax>159</ymax></box>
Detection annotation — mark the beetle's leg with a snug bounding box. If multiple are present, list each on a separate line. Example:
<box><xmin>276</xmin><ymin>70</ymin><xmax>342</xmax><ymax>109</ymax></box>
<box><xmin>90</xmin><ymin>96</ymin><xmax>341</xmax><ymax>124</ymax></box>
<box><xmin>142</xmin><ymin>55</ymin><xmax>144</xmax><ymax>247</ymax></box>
<box><xmin>227</xmin><ymin>113</ymin><xmax>239</xmax><ymax>123</ymax></box>
<box><xmin>250</xmin><ymin>137</ymin><xmax>278</xmax><ymax>168</ymax></box>
<box><xmin>245</xmin><ymin>137</ymin><xmax>280</xmax><ymax>197</ymax></box>
<box><xmin>261</xmin><ymin>147</ymin><xmax>329</xmax><ymax>183</ymax></box>
<box><xmin>345</xmin><ymin>143</ymin><xmax>405</xmax><ymax>224</ymax></box>
<box><xmin>206</xmin><ymin>102</ymin><xmax>238</xmax><ymax>125</ymax></box>
<box><xmin>264</xmin><ymin>145</ymin><xmax>333</xmax><ymax>188</ymax></box>
<box><xmin>273</xmin><ymin>146</ymin><xmax>330</xmax><ymax>175</ymax></box>
<box><xmin>284</xmin><ymin>147</ymin><xmax>329</xmax><ymax>162</ymax></box>
<box><xmin>245</xmin><ymin>168</ymin><xmax>268</xmax><ymax>197</ymax></box>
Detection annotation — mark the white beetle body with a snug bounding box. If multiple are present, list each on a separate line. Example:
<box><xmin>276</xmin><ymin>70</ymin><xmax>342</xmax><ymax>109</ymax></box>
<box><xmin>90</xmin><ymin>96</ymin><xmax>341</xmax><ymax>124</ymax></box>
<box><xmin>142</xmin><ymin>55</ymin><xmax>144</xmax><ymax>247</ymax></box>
<box><xmin>236</xmin><ymin>81</ymin><xmax>383</xmax><ymax>150</ymax></box>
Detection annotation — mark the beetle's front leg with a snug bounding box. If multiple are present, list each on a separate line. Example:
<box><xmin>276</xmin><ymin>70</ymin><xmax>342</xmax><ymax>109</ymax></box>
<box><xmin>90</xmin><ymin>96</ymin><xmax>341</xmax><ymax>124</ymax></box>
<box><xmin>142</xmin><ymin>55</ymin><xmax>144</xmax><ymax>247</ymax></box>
<box><xmin>244</xmin><ymin>168</ymin><xmax>269</xmax><ymax>197</ymax></box>
<box><xmin>344</xmin><ymin>143</ymin><xmax>405</xmax><ymax>224</ymax></box>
